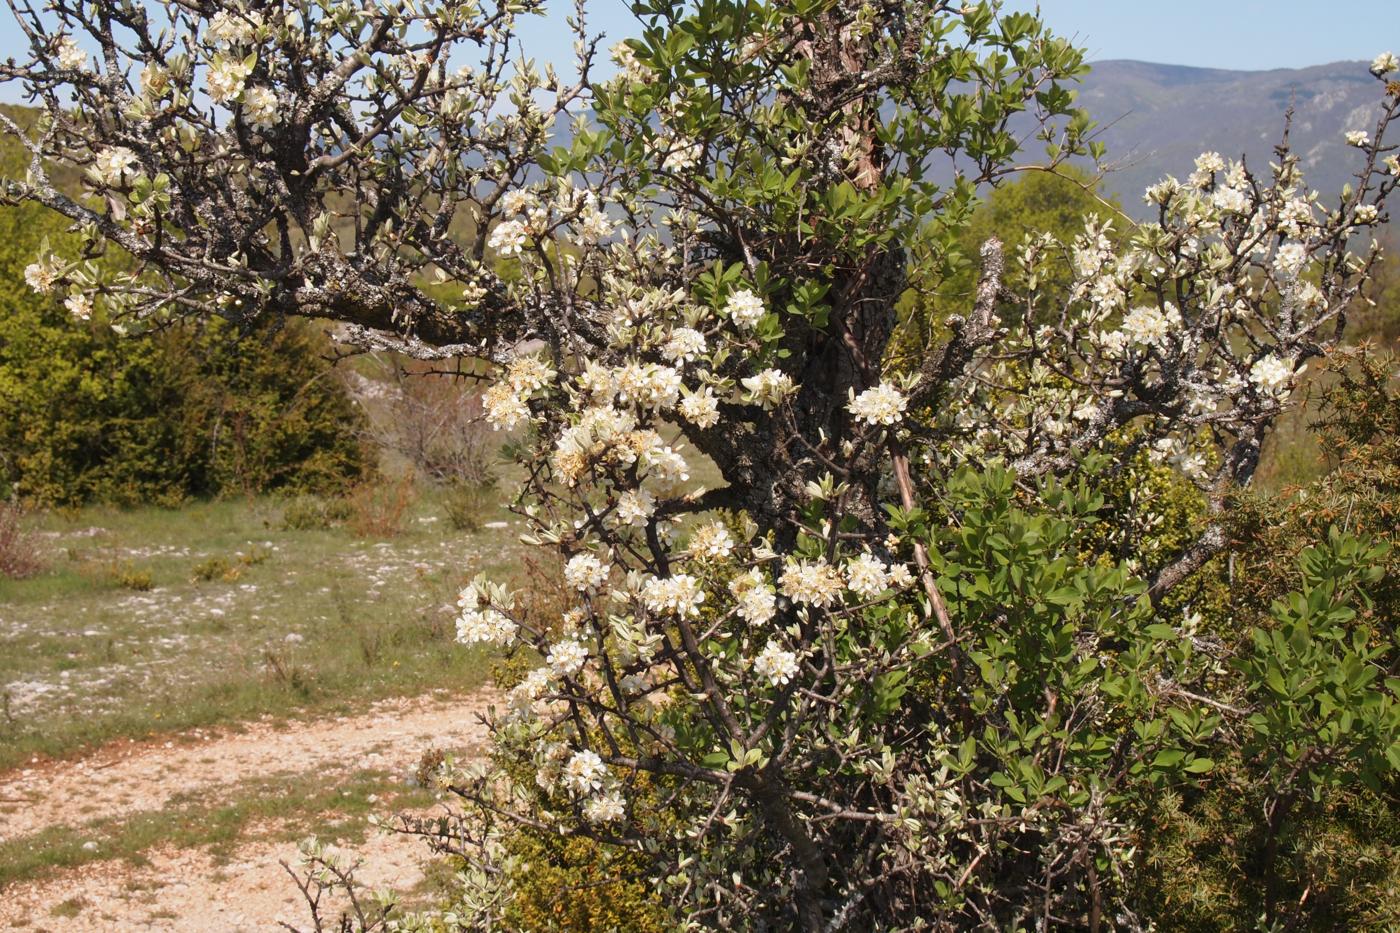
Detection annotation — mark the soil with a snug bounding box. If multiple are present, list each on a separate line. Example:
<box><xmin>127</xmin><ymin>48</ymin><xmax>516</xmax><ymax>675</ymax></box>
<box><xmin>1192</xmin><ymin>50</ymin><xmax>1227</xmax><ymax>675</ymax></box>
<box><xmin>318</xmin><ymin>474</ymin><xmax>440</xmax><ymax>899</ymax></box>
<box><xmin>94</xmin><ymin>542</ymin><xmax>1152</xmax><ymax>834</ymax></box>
<box><xmin>0</xmin><ymin>691</ymin><xmax>497</xmax><ymax>931</ymax></box>
<box><xmin>0</xmin><ymin>831</ymin><xmax>432</xmax><ymax>932</ymax></box>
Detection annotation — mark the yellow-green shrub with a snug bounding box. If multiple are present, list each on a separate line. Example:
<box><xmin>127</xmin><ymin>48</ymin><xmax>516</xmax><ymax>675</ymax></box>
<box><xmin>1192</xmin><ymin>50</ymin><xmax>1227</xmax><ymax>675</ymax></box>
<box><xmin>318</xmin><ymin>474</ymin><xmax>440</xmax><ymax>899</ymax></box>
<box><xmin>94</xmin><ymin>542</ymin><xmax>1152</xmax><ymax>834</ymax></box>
<box><xmin>501</xmin><ymin>832</ymin><xmax>671</xmax><ymax>932</ymax></box>
<box><xmin>0</xmin><ymin>114</ymin><xmax>371</xmax><ymax>507</ymax></box>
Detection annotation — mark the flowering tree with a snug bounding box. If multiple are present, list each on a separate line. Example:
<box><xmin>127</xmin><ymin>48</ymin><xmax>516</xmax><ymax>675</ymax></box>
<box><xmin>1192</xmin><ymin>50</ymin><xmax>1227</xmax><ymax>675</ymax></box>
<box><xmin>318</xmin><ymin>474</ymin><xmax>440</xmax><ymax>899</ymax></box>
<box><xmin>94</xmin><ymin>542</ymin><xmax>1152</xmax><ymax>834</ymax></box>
<box><xmin>5</xmin><ymin>0</ymin><xmax>1400</xmax><ymax>926</ymax></box>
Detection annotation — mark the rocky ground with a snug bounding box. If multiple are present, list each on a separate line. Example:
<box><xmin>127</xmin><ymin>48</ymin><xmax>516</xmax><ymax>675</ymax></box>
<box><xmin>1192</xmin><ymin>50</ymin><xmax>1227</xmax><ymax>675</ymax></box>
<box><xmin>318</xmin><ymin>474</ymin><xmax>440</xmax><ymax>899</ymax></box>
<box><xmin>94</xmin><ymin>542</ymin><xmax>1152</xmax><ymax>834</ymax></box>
<box><xmin>0</xmin><ymin>690</ymin><xmax>497</xmax><ymax>931</ymax></box>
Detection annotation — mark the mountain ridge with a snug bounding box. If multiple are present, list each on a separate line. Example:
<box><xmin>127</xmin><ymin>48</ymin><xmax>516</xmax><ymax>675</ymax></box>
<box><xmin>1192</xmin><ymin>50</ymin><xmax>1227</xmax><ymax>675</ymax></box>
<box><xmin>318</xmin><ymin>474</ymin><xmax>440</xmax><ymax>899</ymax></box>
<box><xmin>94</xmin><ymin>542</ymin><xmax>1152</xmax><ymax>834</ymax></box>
<box><xmin>1071</xmin><ymin>58</ymin><xmax>1381</xmax><ymax>215</ymax></box>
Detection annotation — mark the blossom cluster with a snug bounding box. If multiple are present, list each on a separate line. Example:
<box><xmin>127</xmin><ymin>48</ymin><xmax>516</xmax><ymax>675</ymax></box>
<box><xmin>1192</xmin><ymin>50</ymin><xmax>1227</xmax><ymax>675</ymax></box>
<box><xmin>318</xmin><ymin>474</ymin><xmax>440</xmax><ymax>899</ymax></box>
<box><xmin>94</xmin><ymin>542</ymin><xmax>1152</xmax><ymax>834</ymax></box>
<box><xmin>444</xmin><ymin>216</ymin><xmax>938</xmax><ymax>838</ymax></box>
<box><xmin>937</xmin><ymin>104</ymin><xmax>1393</xmax><ymax>489</ymax></box>
<box><xmin>453</xmin><ymin>581</ymin><xmax>517</xmax><ymax>646</ymax></box>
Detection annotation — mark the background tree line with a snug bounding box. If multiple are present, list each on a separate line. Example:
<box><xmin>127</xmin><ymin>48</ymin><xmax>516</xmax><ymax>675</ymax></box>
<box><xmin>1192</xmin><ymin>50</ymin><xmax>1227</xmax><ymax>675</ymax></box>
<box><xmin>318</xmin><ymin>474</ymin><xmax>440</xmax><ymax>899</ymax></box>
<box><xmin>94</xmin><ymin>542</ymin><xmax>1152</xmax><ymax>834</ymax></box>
<box><xmin>0</xmin><ymin>105</ymin><xmax>370</xmax><ymax>506</ymax></box>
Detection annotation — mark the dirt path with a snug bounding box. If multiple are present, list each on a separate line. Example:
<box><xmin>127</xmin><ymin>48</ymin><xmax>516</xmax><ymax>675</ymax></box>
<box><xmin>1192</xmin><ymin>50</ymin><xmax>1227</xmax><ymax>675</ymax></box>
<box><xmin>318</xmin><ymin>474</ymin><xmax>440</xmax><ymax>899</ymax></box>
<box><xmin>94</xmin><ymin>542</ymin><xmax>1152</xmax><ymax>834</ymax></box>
<box><xmin>0</xmin><ymin>691</ymin><xmax>497</xmax><ymax>841</ymax></box>
<box><xmin>0</xmin><ymin>829</ymin><xmax>435</xmax><ymax>932</ymax></box>
<box><xmin>0</xmin><ymin>690</ymin><xmax>498</xmax><ymax>931</ymax></box>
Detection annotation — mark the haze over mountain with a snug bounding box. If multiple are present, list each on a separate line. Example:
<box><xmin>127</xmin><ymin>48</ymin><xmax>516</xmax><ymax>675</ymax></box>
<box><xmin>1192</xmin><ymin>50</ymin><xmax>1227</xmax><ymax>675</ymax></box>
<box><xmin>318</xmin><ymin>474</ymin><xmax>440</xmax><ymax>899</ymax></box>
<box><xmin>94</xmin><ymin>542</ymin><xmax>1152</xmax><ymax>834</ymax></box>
<box><xmin>1072</xmin><ymin>59</ymin><xmax>1381</xmax><ymax>216</ymax></box>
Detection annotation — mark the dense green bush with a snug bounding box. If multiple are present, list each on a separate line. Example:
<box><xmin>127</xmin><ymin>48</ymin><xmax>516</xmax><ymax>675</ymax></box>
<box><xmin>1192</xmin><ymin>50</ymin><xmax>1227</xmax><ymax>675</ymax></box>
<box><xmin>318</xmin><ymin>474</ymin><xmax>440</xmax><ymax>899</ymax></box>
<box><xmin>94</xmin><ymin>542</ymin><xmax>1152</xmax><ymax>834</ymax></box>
<box><xmin>0</xmin><ymin>202</ymin><xmax>372</xmax><ymax>506</ymax></box>
<box><xmin>884</xmin><ymin>171</ymin><xmax>1400</xmax><ymax>930</ymax></box>
<box><xmin>1133</xmin><ymin>352</ymin><xmax>1400</xmax><ymax>930</ymax></box>
<box><xmin>0</xmin><ymin>110</ymin><xmax>370</xmax><ymax>506</ymax></box>
<box><xmin>1138</xmin><ymin>530</ymin><xmax>1400</xmax><ymax>930</ymax></box>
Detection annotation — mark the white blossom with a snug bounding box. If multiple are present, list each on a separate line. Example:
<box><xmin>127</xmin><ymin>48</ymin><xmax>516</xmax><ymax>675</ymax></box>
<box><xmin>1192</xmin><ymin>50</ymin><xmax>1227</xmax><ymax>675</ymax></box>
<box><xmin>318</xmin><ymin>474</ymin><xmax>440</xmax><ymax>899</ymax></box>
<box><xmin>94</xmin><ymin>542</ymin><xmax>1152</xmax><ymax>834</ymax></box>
<box><xmin>499</xmin><ymin>188</ymin><xmax>538</xmax><ymax>215</ymax></box>
<box><xmin>1177</xmin><ymin>449</ymin><xmax>1211</xmax><ymax>482</ymax></box>
<box><xmin>1278</xmin><ymin>198</ymin><xmax>1314</xmax><ymax>237</ymax></box>
<box><xmin>729</xmin><ymin>570</ymin><xmax>777</xmax><ymax>624</ymax></box>
<box><xmin>241</xmin><ymin>85</ymin><xmax>278</xmax><ymax>128</ymax></box>
<box><xmin>663</xmin><ymin>327</ymin><xmax>707</xmax><ymax>363</ymax></box>
<box><xmin>639</xmin><ymin>438</ymin><xmax>690</xmax><ymax>487</ymax></box>
<box><xmin>551</xmin><ymin>405</ymin><xmax>637</xmax><ymax>483</ymax></box>
<box><xmin>612</xmin><ymin>488</ymin><xmax>656</xmax><ymax>527</ymax></box>
<box><xmin>89</xmin><ymin>147</ymin><xmax>140</xmax><ymax>187</ymax></box>
<box><xmin>689</xmin><ymin>522</ymin><xmax>735</xmax><ymax>561</ymax></box>
<box><xmin>616</xmin><ymin>363</ymin><xmax>681</xmax><ymax>410</ymax></box>
<box><xmin>1371</xmin><ymin>51</ymin><xmax>1399</xmax><ymax>76</ymax></box>
<box><xmin>456</xmin><ymin>585</ymin><xmax>481</xmax><ymax>611</ymax></box>
<box><xmin>207</xmin><ymin>56</ymin><xmax>251</xmax><ymax>104</ymax></box>
<box><xmin>1194</xmin><ymin>151</ymin><xmax>1225</xmax><ymax>175</ymax></box>
<box><xmin>678</xmin><ymin>387</ymin><xmax>721</xmax><ymax>429</ymax></box>
<box><xmin>848</xmin><ymin>383</ymin><xmax>908</xmax><ymax>427</ymax></box>
<box><xmin>483</xmin><ymin>382</ymin><xmax>530</xmax><ymax>430</ymax></box>
<box><xmin>564</xmin><ymin>553</ymin><xmax>610</xmax><ymax>592</ymax></box>
<box><xmin>205</xmin><ymin>10</ymin><xmax>260</xmax><ymax>46</ymax></box>
<box><xmin>1273</xmin><ymin>242</ymin><xmax>1310</xmax><ymax>279</ymax></box>
<box><xmin>845</xmin><ymin>553</ymin><xmax>890</xmax><ymax>598</ymax></box>
<box><xmin>1211</xmin><ymin>185</ymin><xmax>1249</xmax><ymax>214</ymax></box>
<box><xmin>506</xmin><ymin>667</ymin><xmax>552</xmax><ymax>720</ymax></box>
<box><xmin>1143</xmin><ymin>177</ymin><xmax>1180</xmax><ymax>206</ymax></box>
<box><xmin>779</xmin><ymin>559</ymin><xmax>844</xmax><ymax>607</ymax></box>
<box><xmin>55</xmin><ymin>36</ymin><xmax>86</xmax><ymax>70</ymax></box>
<box><xmin>23</xmin><ymin>261</ymin><xmax>58</xmax><ymax>295</ymax></box>
<box><xmin>753</xmin><ymin>640</ymin><xmax>799</xmax><ymax>687</ymax></box>
<box><xmin>456</xmin><ymin>607</ymin><xmax>516</xmax><ymax>645</ymax></box>
<box><xmin>578</xmin><ymin>361</ymin><xmax>617</xmax><ymax>400</ymax></box>
<box><xmin>644</xmin><ymin>366</ymin><xmax>683</xmax><ymax>410</ymax></box>
<box><xmin>724</xmin><ymin>289</ymin><xmax>766</xmax><ymax>328</ymax></box>
<box><xmin>742</xmin><ymin>369</ymin><xmax>795</xmax><ymax>409</ymax></box>
<box><xmin>583</xmin><ymin>790</ymin><xmax>626</xmax><ymax>823</ymax></box>
<box><xmin>662</xmin><ymin>141</ymin><xmax>702</xmax><ymax>172</ymax></box>
<box><xmin>141</xmin><ymin>63</ymin><xmax>171</xmax><ymax>98</ymax></box>
<box><xmin>641</xmin><ymin>573</ymin><xmax>706</xmax><ymax>617</ymax></box>
<box><xmin>1345</xmin><ymin>130</ymin><xmax>1370</xmax><ymax>148</ymax></box>
<box><xmin>1249</xmin><ymin>355</ymin><xmax>1294</xmax><ymax>397</ymax></box>
<box><xmin>610</xmin><ymin>40</ymin><xmax>650</xmax><ymax>82</ymax></box>
<box><xmin>488</xmin><ymin>219</ymin><xmax>528</xmax><ymax>257</ymax></box>
<box><xmin>887</xmin><ymin>563</ymin><xmax>914</xmax><ymax>589</ymax></box>
<box><xmin>547</xmin><ymin>638</ymin><xmax>588</xmax><ymax>677</ymax></box>
<box><xmin>1285</xmin><ymin>280</ymin><xmax>1325</xmax><ymax>313</ymax></box>
<box><xmin>1119</xmin><ymin>305</ymin><xmax>1172</xmax><ymax>347</ymax></box>
<box><xmin>507</xmin><ymin>354</ymin><xmax>555</xmax><ymax>393</ymax></box>
<box><xmin>526</xmin><ymin>202</ymin><xmax>551</xmax><ymax>233</ymax></box>
<box><xmin>1088</xmin><ymin>275</ymin><xmax>1125</xmax><ymax>311</ymax></box>
<box><xmin>562</xmin><ymin>749</ymin><xmax>608</xmax><ymax>794</ymax></box>
<box><xmin>576</xmin><ymin>199</ymin><xmax>614</xmax><ymax>245</ymax></box>
<box><xmin>64</xmin><ymin>293</ymin><xmax>93</xmax><ymax>321</ymax></box>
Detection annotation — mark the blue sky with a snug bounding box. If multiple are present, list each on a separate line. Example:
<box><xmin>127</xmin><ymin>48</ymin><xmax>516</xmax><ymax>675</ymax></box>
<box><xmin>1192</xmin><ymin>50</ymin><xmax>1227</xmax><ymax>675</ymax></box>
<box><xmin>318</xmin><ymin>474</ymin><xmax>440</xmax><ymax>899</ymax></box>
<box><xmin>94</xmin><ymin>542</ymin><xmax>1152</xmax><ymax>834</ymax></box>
<box><xmin>515</xmin><ymin>1</ymin><xmax>1394</xmax><ymax>77</ymax></box>
<box><xmin>1000</xmin><ymin>1</ymin><xmax>1393</xmax><ymax>71</ymax></box>
<box><xmin>1</xmin><ymin>1</ymin><xmax>1391</xmax><ymax>71</ymax></box>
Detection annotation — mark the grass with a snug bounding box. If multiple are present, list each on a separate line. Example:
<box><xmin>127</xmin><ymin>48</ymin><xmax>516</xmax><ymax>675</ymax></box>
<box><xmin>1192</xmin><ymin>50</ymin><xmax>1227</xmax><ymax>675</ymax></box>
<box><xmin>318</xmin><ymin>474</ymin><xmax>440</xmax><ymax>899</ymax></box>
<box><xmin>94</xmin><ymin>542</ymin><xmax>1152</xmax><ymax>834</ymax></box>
<box><xmin>0</xmin><ymin>487</ymin><xmax>524</xmax><ymax>771</ymax></box>
<box><xmin>0</xmin><ymin>767</ymin><xmax>439</xmax><ymax>889</ymax></box>
<box><xmin>1253</xmin><ymin>373</ymin><xmax>1334</xmax><ymax>493</ymax></box>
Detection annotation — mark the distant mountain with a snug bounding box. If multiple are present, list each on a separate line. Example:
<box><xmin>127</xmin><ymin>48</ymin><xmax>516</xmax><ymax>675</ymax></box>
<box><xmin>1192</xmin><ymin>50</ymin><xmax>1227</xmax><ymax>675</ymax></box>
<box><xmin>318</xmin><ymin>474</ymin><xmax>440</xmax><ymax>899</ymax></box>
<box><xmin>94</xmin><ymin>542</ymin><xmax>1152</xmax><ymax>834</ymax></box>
<box><xmin>1072</xmin><ymin>60</ymin><xmax>1381</xmax><ymax>216</ymax></box>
